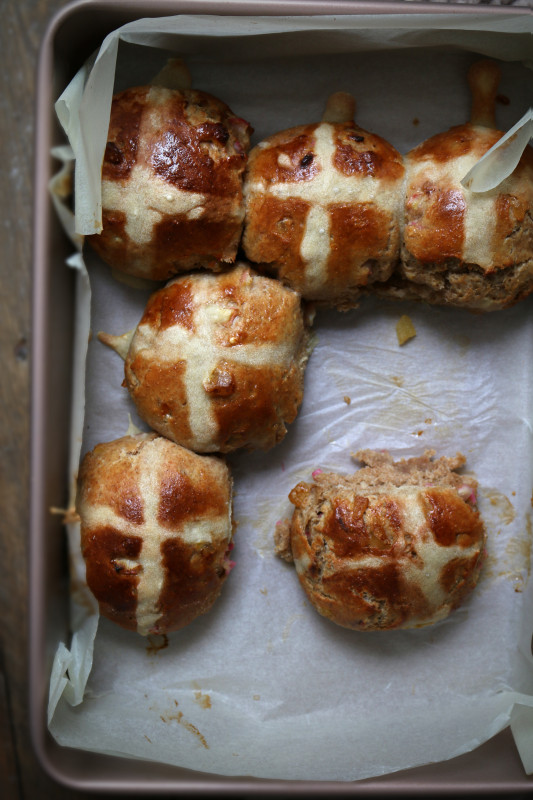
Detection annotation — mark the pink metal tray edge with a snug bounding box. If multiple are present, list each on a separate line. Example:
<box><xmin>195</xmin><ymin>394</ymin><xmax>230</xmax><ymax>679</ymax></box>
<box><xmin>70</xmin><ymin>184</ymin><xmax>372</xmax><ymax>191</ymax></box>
<box><xmin>30</xmin><ymin>0</ymin><xmax>533</xmax><ymax>793</ymax></box>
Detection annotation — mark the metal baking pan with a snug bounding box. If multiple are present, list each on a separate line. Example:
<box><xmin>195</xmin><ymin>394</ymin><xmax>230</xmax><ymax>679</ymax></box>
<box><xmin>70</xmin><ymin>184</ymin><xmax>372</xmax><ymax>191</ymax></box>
<box><xmin>30</xmin><ymin>0</ymin><xmax>533</xmax><ymax>793</ymax></box>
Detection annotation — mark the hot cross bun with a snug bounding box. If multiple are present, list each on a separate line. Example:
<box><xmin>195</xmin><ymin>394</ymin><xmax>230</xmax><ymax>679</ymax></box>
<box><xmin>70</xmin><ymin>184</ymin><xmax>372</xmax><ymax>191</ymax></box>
<box><xmin>242</xmin><ymin>92</ymin><xmax>405</xmax><ymax>309</ymax></box>
<box><xmin>276</xmin><ymin>450</ymin><xmax>486</xmax><ymax>631</ymax></box>
<box><xmin>86</xmin><ymin>85</ymin><xmax>252</xmax><ymax>280</ymax></box>
<box><xmin>380</xmin><ymin>60</ymin><xmax>533</xmax><ymax>310</ymax></box>
<box><xmin>77</xmin><ymin>433</ymin><xmax>234</xmax><ymax>635</ymax></box>
<box><xmin>100</xmin><ymin>263</ymin><xmax>313</xmax><ymax>453</ymax></box>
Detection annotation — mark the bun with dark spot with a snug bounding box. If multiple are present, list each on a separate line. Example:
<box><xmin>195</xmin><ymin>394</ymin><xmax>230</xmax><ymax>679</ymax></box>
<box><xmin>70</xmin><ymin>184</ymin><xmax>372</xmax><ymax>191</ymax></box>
<box><xmin>87</xmin><ymin>85</ymin><xmax>252</xmax><ymax>280</ymax></box>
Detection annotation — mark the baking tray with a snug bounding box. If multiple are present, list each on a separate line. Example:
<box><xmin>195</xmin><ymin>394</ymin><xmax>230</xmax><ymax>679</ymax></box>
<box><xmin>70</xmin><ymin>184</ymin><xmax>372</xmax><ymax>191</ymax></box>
<box><xmin>30</xmin><ymin>0</ymin><xmax>533</xmax><ymax>793</ymax></box>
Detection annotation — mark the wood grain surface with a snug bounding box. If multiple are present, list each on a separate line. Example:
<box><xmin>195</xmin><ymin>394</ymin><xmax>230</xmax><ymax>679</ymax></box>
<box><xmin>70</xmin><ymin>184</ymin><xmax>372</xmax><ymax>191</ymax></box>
<box><xmin>0</xmin><ymin>1</ymin><xmax>90</xmax><ymax>797</ymax></box>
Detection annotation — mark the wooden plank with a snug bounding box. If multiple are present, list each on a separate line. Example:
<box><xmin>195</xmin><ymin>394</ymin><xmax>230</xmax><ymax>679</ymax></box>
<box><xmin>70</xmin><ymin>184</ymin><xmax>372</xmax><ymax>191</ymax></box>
<box><xmin>0</xmin><ymin>1</ymin><xmax>89</xmax><ymax>797</ymax></box>
<box><xmin>0</xmin><ymin>650</ymin><xmax>20</xmax><ymax>800</ymax></box>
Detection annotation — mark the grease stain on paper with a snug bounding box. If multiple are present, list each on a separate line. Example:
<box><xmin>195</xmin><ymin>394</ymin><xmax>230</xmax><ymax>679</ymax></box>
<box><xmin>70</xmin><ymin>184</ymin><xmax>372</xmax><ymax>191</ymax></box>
<box><xmin>159</xmin><ymin>700</ymin><xmax>209</xmax><ymax>749</ymax></box>
<box><xmin>366</xmin><ymin>374</ymin><xmax>457</xmax><ymax>436</ymax></box>
<box><xmin>282</xmin><ymin>613</ymin><xmax>303</xmax><ymax>642</ymax></box>
<box><xmin>480</xmin><ymin>511</ymin><xmax>531</xmax><ymax>591</ymax></box>
<box><xmin>248</xmin><ymin>471</ymin><xmax>311</xmax><ymax>558</ymax></box>
<box><xmin>451</xmin><ymin>333</ymin><xmax>471</xmax><ymax>356</ymax></box>
<box><xmin>191</xmin><ymin>680</ymin><xmax>212</xmax><ymax>709</ymax></box>
<box><xmin>506</xmin><ymin>512</ymin><xmax>532</xmax><ymax>593</ymax></box>
<box><xmin>480</xmin><ymin>487</ymin><xmax>516</xmax><ymax>526</ymax></box>
<box><xmin>194</xmin><ymin>691</ymin><xmax>212</xmax><ymax>710</ymax></box>
<box><xmin>146</xmin><ymin>633</ymin><xmax>169</xmax><ymax>655</ymax></box>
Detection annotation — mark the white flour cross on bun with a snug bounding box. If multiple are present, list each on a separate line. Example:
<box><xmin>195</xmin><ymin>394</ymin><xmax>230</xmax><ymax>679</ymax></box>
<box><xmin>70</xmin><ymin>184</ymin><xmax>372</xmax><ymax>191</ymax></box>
<box><xmin>103</xmin><ymin>160</ymin><xmax>207</xmax><ymax>247</ymax></box>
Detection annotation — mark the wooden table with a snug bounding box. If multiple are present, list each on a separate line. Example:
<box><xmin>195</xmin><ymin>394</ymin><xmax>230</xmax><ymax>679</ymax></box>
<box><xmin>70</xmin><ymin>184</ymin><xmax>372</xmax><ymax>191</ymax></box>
<box><xmin>0</xmin><ymin>1</ymin><xmax>91</xmax><ymax>797</ymax></box>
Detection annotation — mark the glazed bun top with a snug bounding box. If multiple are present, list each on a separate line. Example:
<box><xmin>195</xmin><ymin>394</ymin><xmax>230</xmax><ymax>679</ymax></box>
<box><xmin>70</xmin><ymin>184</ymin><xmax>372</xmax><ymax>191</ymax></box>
<box><xmin>77</xmin><ymin>433</ymin><xmax>234</xmax><ymax>636</ymax></box>
<box><xmin>101</xmin><ymin>263</ymin><xmax>313</xmax><ymax>454</ymax></box>
<box><xmin>401</xmin><ymin>59</ymin><xmax>533</xmax><ymax>310</ymax></box>
<box><xmin>87</xmin><ymin>84</ymin><xmax>252</xmax><ymax>281</ymax></box>
<box><xmin>242</xmin><ymin>92</ymin><xmax>405</xmax><ymax>308</ymax></box>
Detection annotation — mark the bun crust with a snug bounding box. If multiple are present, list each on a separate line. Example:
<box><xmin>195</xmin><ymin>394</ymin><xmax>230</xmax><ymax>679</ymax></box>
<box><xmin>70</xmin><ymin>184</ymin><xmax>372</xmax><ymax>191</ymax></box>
<box><xmin>87</xmin><ymin>86</ymin><xmax>252</xmax><ymax>280</ymax></box>
<box><xmin>243</xmin><ymin>120</ymin><xmax>405</xmax><ymax>308</ymax></box>
<box><xmin>77</xmin><ymin>433</ymin><xmax>234</xmax><ymax>635</ymax></box>
<box><xmin>397</xmin><ymin>126</ymin><xmax>533</xmax><ymax>310</ymax></box>
<box><xmin>123</xmin><ymin>263</ymin><xmax>313</xmax><ymax>453</ymax></box>
<box><xmin>277</xmin><ymin>451</ymin><xmax>485</xmax><ymax>631</ymax></box>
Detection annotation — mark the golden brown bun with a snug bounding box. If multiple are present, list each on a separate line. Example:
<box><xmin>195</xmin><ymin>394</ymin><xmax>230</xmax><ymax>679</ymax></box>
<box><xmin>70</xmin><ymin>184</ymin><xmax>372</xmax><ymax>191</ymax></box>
<box><xmin>122</xmin><ymin>263</ymin><xmax>313</xmax><ymax>453</ymax></box>
<box><xmin>396</xmin><ymin>127</ymin><xmax>533</xmax><ymax>310</ymax></box>
<box><xmin>86</xmin><ymin>86</ymin><xmax>252</xmax><ymax>280</ymax></box>
<box><xmin>242</xmin><ymin>115</ymin><xmax>405</xmax><ymax>309</ymax></box>
<box><xmin>77</xmin><ymin>433</ymin><xmax>234</xmax><ymax>635</ymax></box>
<box><xmin>376</xmin><ymin>60</ymin><xmax>533</xmax><ymax>311</ymax></box>
<box><xmin>276</xmin><ymin>450</ymin><xmax>486</xmax><ymax>631</ymax></box>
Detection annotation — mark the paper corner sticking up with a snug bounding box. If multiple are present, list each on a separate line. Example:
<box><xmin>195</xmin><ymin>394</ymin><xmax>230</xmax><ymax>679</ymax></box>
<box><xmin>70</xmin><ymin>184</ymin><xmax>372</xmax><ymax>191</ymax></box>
<box><xmin>461</xmin><ymin>109</ymin><xmax>533</xmax><ymax>194</ymax></box>
<box><xmin>48</xmin><ymin>613</ymin><xmax>99</xmax><ymax>725</ymax></box>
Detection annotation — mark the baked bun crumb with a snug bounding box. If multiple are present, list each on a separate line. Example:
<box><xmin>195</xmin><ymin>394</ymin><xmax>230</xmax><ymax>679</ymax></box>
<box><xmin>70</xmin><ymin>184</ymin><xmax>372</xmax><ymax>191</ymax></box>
<box><xmin>87</xmin><ymin>85</ymin><xmax>252</xmax><ymax>281</ymax></box>
<box><xmin>109</xmin><ymin>263</ymin><xmax>313</xmax><ymax>454</ymax></box>
<box><xmin>276</xmin><ymin>450</ymin><xmax>486</xmax><ymax>631</ymax></box>
<box><xmin>242</xmin><ymin>92</ymin><xmax>405</xmax><ymax>309</ymax></box>
<box><xmin>77</xmin><ymin>433</ymin><xmax>234</xmax><ymax>635</ymax></box>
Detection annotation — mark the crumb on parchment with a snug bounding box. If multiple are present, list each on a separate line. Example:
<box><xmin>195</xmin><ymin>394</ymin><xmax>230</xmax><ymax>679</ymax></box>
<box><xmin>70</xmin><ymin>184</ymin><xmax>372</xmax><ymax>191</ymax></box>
<box><xmin>274</xmin><ymin>519</ymin><xmax>293</xmax><ymax>562</ymax></box>
<box><xmin>396</xmin><ymin>314</ymin><xmax>416</xmax><ymax>346</ymax></box>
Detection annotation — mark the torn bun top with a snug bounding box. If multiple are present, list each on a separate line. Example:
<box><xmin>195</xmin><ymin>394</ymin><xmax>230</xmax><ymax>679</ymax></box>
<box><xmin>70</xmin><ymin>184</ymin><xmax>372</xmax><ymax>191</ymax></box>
<box><xmin>277</xmin><ymin>450</ymin><xmax>486</xmax><ymax>631</ymax></box>
<box><xmin>87</xmin><ymin>85</ymin><xmax>252</xmax><ymax>281</ymax></box>
<box><xmin>119</xmin><ymin>263</ymin><xmax>313</xmax><ymax>454</ymax></box>
<box><xmin>242</xmin><ymin>92</ymin><xmax>405</xmax><ymax>309</ymax></box>
<box><xmin>77</xmin><ymin>433</ymin><xmax>234</xmax><ymax>636</ymax></box>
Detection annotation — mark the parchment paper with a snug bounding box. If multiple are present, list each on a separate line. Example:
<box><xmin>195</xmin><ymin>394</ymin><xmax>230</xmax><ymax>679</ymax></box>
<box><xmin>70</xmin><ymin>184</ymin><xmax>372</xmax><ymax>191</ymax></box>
<box><xmin>48</xmin><ymin>13</ymin><xmax>533</xmax><ymax>782</ymax></box>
